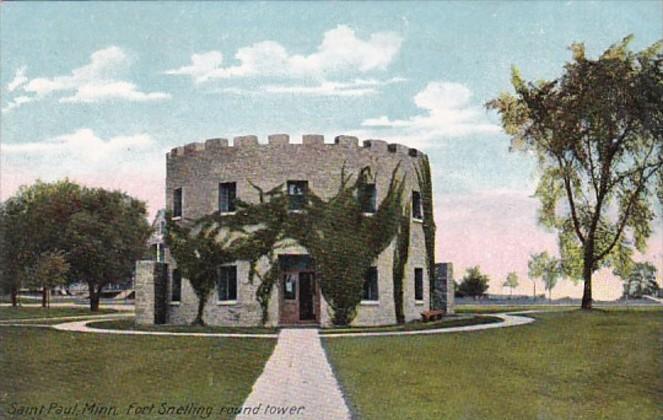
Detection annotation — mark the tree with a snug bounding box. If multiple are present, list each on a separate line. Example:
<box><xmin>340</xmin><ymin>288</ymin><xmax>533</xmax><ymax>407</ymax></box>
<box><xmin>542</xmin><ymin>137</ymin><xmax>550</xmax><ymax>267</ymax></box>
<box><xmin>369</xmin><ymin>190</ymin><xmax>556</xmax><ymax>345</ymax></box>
<box><xmin>528</xmin><ymin>251</ymin><xmax>562</xmax><ymax>302</ymax></box>
<box><xmin>65</xmin><ymin>187</ymin><xmax>152</xmax><ymax>311</ymax></box>
<box><xmin>166</xmin><ymin>214</ymin><xmax>236</xmax><ymax>326</ymax></box>
<box><xmin>502</xmin><ymin>271</ymin><xmax>519</xmax><ymax>298</ymax></box>
<box><xmin>1</xmin><ymin>180</ymin><xmax>151</xmax><ymax>311</ymax></box>
<box><xmin>488</xmin><ymin>36</ymin><xmax>663</xmax><ymax>309</ymax></box>
<box><xmin>25</xmin><ymin>250</ymin><xmax>70</xmax><ymax>308</ymax></box>
<box><xmin>618</xmin><ymin>261</ymin><xmax>659</xmax><ymax>299</ymax></box>
<box><xmin>457</xmin><ymin>266</ymin><xmax>490</xmax><ymax>299</ymax></box>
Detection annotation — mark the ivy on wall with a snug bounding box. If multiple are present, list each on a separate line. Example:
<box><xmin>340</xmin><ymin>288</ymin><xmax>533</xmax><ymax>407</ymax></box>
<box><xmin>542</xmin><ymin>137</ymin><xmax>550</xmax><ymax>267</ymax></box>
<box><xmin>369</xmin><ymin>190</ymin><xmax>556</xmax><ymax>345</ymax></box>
<box><xmin>167</xmin><ymin>163</ymin><xmax>407</xmax><ymax>326</ymax></box>
<box><xmin>392</xmin><ymin>203</ymin><xmax>410</xmax><ymax>324</ymax></box>
<box><xmin>415</xmin><ymin>155</ymin><xmax>436</xmax><ymax>309</ymax></box>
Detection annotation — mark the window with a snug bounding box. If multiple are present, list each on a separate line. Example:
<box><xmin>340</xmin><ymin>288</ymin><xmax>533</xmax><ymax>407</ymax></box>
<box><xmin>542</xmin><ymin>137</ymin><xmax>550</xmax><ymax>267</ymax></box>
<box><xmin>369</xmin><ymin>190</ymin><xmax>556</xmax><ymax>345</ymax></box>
<box><xmin>362</xmin><ymin>267</ymin><xmax>379</xmax><ymax>301</ymax></box>
<box><xmin>414</xmin><ymin>268</ymin><xmax>424</xmax><ymax>301</ymax></box>
<box><xmin>157</xmin><ymin>243</ymin><xmax>165</xmax><ymax>263</ymax></box>
<box><xmin>149</xmin><ymin>244</ymin><xmax>158</xmax><ymax>261</ymax></box>
<box><xmin>412</xmin><ymin>191</ymin><xmax>423</xmax><ymax>220</ymax></box>
<box><xmin>173</xmin><ymin>188</ymin><xmax>183</xmax><ymax>218</ymax></box>
<box><xmin>219</xmin><ymin>182</ymin><xmax>236</xmax><ymax>213</ymax></box>
<box><xmin>217</xmin><ymin>265</ymin><xmax>237</xmax><ymax>302</ymax></box>
<box><xmin>171</xmin><ymin>269</ymin><xmax>181</xmax><ymax>302</ymax></box>
<box><xmin>159</xmin><ymin>221</ymin><xmax>166</xmax><ymax>235</ymax></box>
<box><xmin>287</xmin><ymin>181</ymin><xmax>308</xmax><ymax>210</ymax></box>
<box><xmin>359</xmin><ymin>183</ymin><xmax>377</xmax><ymax>213</ymax></box>
<box><xmin>283</xmin><ymin>273</ymin><xmax>296</xmax><ymax>300</ymax></box>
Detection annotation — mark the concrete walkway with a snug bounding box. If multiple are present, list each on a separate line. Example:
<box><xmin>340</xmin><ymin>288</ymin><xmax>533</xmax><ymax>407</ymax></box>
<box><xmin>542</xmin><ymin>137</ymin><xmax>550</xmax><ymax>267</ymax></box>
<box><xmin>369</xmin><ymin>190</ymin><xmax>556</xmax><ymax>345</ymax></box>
<box><xmin>237</xmin><ymin>329</ymin><xmax>351</xmax><ymax>420</ymax></box>
<box><xmin>322</xmin><ymin>312</ymin><xmax>536</xmax><ymax>338</ymax></box>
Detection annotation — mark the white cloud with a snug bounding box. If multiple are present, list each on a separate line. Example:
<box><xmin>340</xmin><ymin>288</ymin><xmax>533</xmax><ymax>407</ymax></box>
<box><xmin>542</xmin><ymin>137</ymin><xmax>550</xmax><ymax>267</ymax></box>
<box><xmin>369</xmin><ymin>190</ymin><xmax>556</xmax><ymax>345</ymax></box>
<box><xmin>221</xmin><ymin>77</ymin><xmax>406</xmax><ymax>97</ymax></box>
<box><xmin>358</xmin><ymin>81</ymin><xmax>502</xmax><ymax>146</ymax></box>
<box><xmin>165</xmin><ymin>25</ymin><xmax>403</xmax><ymax>83</ymax></box>
<box><xmin>1</xmin><ymin>128</ymin><xmax>156</xmax><ymax>161</ymax></box>
<box><xmin>3</xmin><ymin>46</ymin><xmax>170</xmax><ymax>112</ymax></box>
<box><xmin>1</xmin><ymin>128</ymin><xmax>166</xmax><ymax>215</ymax></box>
<box><xmin>59</xmin><ymin>81</ymin><xmax>171</xmax><ymax>103</ymax></box>
<box><xmin>1</xmin><ymin>96</ymin><xmax>35</xmax><ymax>113</ymax></box>
<box><xmin>7</xmin><ymin>66</ymin><xmax>28</xmax><ymax>92</ymax></box>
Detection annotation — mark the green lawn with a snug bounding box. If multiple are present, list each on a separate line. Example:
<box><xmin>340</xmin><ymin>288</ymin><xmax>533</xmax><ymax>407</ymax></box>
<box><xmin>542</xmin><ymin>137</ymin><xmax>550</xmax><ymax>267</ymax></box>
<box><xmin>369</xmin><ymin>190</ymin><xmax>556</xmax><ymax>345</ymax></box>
<box><xmin>455</xmin><ymin>304</ymin><xmax>661</xmax><ymax>314</ymax></box>
<box><xmin>88</xmin><ymin>319</ymin><xmax>278</xmax><ymax>335</ymax></box>
<box><xmin>320</xmin><ymin>315</ymin><xmax>501</xmax><ymax>335</ymax></box>
<box><xmin>324</xmin><ymin>309</ymin><xmax>663</xmax><ymax>419</ymax></box>
<box><xmin>0</xmin><ymin>328</ymin><xmax>275</xmax><ymax>419</ymax></box>
<box><xmin>0</xmin><ymin>306</ymin><xmax>116</xmax><ymax>320</ymax></box>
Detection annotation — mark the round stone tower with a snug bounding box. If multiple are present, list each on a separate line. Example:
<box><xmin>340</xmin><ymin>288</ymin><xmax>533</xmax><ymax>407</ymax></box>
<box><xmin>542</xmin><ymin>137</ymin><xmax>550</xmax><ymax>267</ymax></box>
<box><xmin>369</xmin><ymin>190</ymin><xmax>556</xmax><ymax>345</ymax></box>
<box><xmin>160</xmin><ymin>134</ymin><xmax>433</xmax><ymax>327</ymax></box>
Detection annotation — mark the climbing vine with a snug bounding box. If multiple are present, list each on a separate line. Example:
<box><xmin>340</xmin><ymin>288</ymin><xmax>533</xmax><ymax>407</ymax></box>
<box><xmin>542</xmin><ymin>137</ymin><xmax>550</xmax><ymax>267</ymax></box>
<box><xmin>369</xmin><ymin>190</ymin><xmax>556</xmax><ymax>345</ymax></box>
<box><xmin>415</xmin><ymin>155</ymin><xmax>436</xmax><ymax>309</ymax></box>
<box><xmin>392</xmin><ymin>203</ymin><xmax>410</xmax><ymax>324</ymax></box>
<box><xmin>168</xmin><ymin>162</ymin><xmax>407</xmax><ymax>326</ymax></box>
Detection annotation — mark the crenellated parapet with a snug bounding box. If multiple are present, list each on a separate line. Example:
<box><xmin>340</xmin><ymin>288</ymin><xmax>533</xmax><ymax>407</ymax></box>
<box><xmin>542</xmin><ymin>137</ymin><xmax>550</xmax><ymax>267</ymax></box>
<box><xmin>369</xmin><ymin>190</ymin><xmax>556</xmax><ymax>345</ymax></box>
<box><xmin>167</xmin><ymin>134</ymin><xmax>422</xmax><ymax>160</ymax></box>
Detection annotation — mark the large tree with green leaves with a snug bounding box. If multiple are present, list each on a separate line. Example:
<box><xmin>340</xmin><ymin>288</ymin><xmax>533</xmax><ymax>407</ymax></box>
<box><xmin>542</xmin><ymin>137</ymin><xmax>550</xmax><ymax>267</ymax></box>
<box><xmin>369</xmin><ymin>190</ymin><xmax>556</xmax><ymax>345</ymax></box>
<box><xmin>1</xmin><ymin>180</ymin><xmax>151</xmax><ymax>311</ymax></box>
<box><xmin>65</xmin><ymin>187</ymin><xmax>152</xmax><ymax>311</ymax></box>
<box><xmin>488</xmin><ymin>36</ymin><xmax>663</xmax><ymax>309</ymax></box>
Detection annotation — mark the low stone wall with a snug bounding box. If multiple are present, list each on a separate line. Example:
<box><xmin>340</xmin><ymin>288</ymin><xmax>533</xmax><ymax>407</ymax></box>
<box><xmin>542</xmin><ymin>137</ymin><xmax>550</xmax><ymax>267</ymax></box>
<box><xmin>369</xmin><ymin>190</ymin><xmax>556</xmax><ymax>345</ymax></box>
<box><xmin>135</xmin><ymin>261</ymin><xmax>168</xmax><ymax>325</ymax></box>
<box><xmin>433</xmin><ymin>262</ymin><xmax>455</xmax><ymax>314</ymax></box>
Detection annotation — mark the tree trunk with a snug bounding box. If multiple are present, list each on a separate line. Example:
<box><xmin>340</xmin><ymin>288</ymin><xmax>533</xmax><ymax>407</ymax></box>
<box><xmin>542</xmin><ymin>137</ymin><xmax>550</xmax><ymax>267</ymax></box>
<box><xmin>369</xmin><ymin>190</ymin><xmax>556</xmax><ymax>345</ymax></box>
<box><xmin>192</xmin><ymin>295</ymin><xmax>206</xmax><ymax>326</ymax></box>
<box><xmin>11</xmin><ymin>286</ymin><xmax>18</xmax><ymax>307</ymax></box>
<box><xmin>42</xmin><ymin>287</ymin><xmax>47</xmax><ymax>308</ymax></box>
<box><xmin>581</xmin><ymin>246</ymin><xmax>594</xmax><ymax>310</ymax></box>
<box><xmin>89</xmin><ymin>286</ymin><xmax>100</xmax><ymax>312</ymax></box>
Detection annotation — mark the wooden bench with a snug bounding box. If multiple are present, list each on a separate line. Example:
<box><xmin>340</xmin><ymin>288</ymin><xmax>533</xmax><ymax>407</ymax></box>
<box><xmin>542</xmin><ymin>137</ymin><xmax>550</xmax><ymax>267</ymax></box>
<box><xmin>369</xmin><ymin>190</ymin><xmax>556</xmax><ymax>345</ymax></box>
<box><xmin>421</xmin><ymin>309</ymin><xmax>444</xmax><ymax>322</ymax></box>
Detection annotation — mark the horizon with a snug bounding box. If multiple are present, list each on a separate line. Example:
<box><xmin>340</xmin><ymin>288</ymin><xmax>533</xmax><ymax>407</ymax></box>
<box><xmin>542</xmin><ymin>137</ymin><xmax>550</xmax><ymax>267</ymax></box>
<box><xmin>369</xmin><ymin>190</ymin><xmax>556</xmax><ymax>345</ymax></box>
<box><xmin>1</xmin><ymin>1</ymin><xmax>661</xmax><ymax>300</ymax></box>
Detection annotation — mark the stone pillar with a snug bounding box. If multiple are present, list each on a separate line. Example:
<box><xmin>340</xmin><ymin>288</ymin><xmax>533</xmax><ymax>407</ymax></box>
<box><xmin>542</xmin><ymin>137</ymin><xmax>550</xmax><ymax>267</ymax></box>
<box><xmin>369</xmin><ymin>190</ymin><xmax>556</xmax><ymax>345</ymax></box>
<box><xmin>135</xmin><ymin>261</ymin><xmax>169</xmax><ymax>325</ymax></box>
<box><xmin>433</xmin><ymin>263</ymin><xmax>455</xmax><ymax>314</ymax></box>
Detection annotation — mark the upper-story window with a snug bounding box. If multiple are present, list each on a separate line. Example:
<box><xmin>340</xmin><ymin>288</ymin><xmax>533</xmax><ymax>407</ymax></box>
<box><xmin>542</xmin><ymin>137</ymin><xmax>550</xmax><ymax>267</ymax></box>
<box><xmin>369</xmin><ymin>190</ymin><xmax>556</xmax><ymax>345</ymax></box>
<box><xmin>219</xmin><ymin>182</ymin><xmax>237</xmax><ymax>213</ymax></box>
<box><xmin>412</xmin><ymin>191</ymin><xmax>423</xmax><ymax>220</ymax></box>
<box><xmin>414</xmin><ymin>267</ymin><xmax>424</xmax><ymax>302</ymax></box>
<box><xmin>157</xmin><ymin>243</ymin><xmax>165</xmax><ymax>263</ymax></box>
<box><xmin>173</xmin><ymin>188</ymin><xmax>183</xmax><ymax>218</ymax></box>
<box><xmin>359</xmin><ymin>183</ymin><xmax>377</xmax><ymax>213</ymax></box>
<box><xmin>159</xmin><ymin>220</ymin><xmax>166</xmax><ymax>235</ymax></box>
<box><xmin>217</xmin><ymin>265</ymin><xmax>238</xmax><ymax>302</ymax></box>
<box><xmin>362</xmin><ymin>266</ymin><xmax>379</xmax><ymax>301</ymax></box>
<box><xmin>171</xmin><ymin>269</ymin><xmax>182</xmax><ymax>303</ymax></box>
<box><xmin>287</xmin><ymin>181</ymin><xmax>308</xmax><ymax>211</ymax></box>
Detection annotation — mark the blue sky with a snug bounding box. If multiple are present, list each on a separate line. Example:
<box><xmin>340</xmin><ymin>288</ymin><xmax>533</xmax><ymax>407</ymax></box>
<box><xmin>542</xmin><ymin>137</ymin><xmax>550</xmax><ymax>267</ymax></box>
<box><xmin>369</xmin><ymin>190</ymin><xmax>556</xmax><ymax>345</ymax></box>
<box><xmin>1</xmin><ymin>1</ymin><xmax>661</xmax><ymax>298</ymax></box>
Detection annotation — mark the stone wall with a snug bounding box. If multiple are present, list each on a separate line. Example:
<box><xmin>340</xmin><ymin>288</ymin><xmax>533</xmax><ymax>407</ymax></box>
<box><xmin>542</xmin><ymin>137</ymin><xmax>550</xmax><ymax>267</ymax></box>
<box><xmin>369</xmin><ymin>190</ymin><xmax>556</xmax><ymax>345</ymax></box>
<box><xmin>433</xmin><ymin>262</ymin><xmax>455</xmax><ymax>314</ymax></box>
<box><xmin>161</xmin><ymin>134</ymin><xmax>432</xmax><ymax>326</ymax></box>
<box><xmin>135</xmin><ymin>260</ymin><xmax>168</xmax><ymax>325</ymax></box>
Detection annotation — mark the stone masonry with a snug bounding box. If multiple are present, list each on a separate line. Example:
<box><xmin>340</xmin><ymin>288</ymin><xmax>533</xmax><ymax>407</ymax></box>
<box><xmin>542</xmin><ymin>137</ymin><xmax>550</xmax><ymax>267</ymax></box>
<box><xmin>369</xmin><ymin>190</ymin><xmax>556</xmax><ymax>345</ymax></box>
<box><xmin>433</xmin><ymin>262</ymin><xmax>455</xmax><ymax>315</ymax></box>
<box><xmin>143</xmin><ymin>134</ymin><xmax>435</xmax><ymax>327</ymax></box>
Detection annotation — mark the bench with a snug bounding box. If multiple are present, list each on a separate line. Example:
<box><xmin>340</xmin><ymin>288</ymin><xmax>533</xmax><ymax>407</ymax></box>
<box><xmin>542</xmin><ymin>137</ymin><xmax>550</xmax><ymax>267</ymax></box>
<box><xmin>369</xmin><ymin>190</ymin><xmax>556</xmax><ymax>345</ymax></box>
<box><xmin>421</xmin><ymin>309</ymin><xmax>444</xmax><ymax>322</ymax></box>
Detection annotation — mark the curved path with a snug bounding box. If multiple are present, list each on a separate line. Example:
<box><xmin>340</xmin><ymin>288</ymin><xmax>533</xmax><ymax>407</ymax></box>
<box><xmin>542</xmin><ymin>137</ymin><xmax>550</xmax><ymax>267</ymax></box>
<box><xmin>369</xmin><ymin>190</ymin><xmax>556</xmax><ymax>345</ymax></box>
<box><xmin>2</xmin><ymin>312</ymin><xmax>537</xmax><ymax>338</ymax></box>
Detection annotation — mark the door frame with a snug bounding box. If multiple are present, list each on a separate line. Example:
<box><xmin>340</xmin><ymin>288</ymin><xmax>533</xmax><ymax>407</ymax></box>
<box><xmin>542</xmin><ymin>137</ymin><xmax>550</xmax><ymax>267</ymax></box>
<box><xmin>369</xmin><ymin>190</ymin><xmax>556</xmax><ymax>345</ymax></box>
<box><xmin>278</xmin><ymin>270</ymin><xmax>320</xmax><ymax>325</ymax></box>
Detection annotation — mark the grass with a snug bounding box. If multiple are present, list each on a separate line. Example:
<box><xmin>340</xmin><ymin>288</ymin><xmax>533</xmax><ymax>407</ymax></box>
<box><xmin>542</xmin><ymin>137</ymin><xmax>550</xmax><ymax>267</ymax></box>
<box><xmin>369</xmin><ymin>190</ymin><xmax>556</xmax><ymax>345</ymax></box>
<box><xmin>324</xmin><ymin>309</ymin><xmax>663</xmax><ymax>419</ymax></box>
<box><xmin>0</xmin><ymin>306</ymin><xmax>116</xmax><ymax>320</ymax></box>
<box><xmin>455</xmin><ymin>303</ymin><xmax>661</xmax><ymax>314</ymax></box>
<box><xmin>88</xmin><ymin>319</ymin><xmax>278</xmax><ymax>335</ymax></box>
<box><xmin>320</xmin><ymin>315</ymin><xmax>502</xmax><ymax>335</ymax></box>
<box><xmin>455</xmin><ymin>304</ymin><xmax>577</xmax><ymax>314</ymax></box>
<box><xmin>0</xmin><ymin>328</ymin><xmax>275</xmax><ymax>419</ymax></box>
